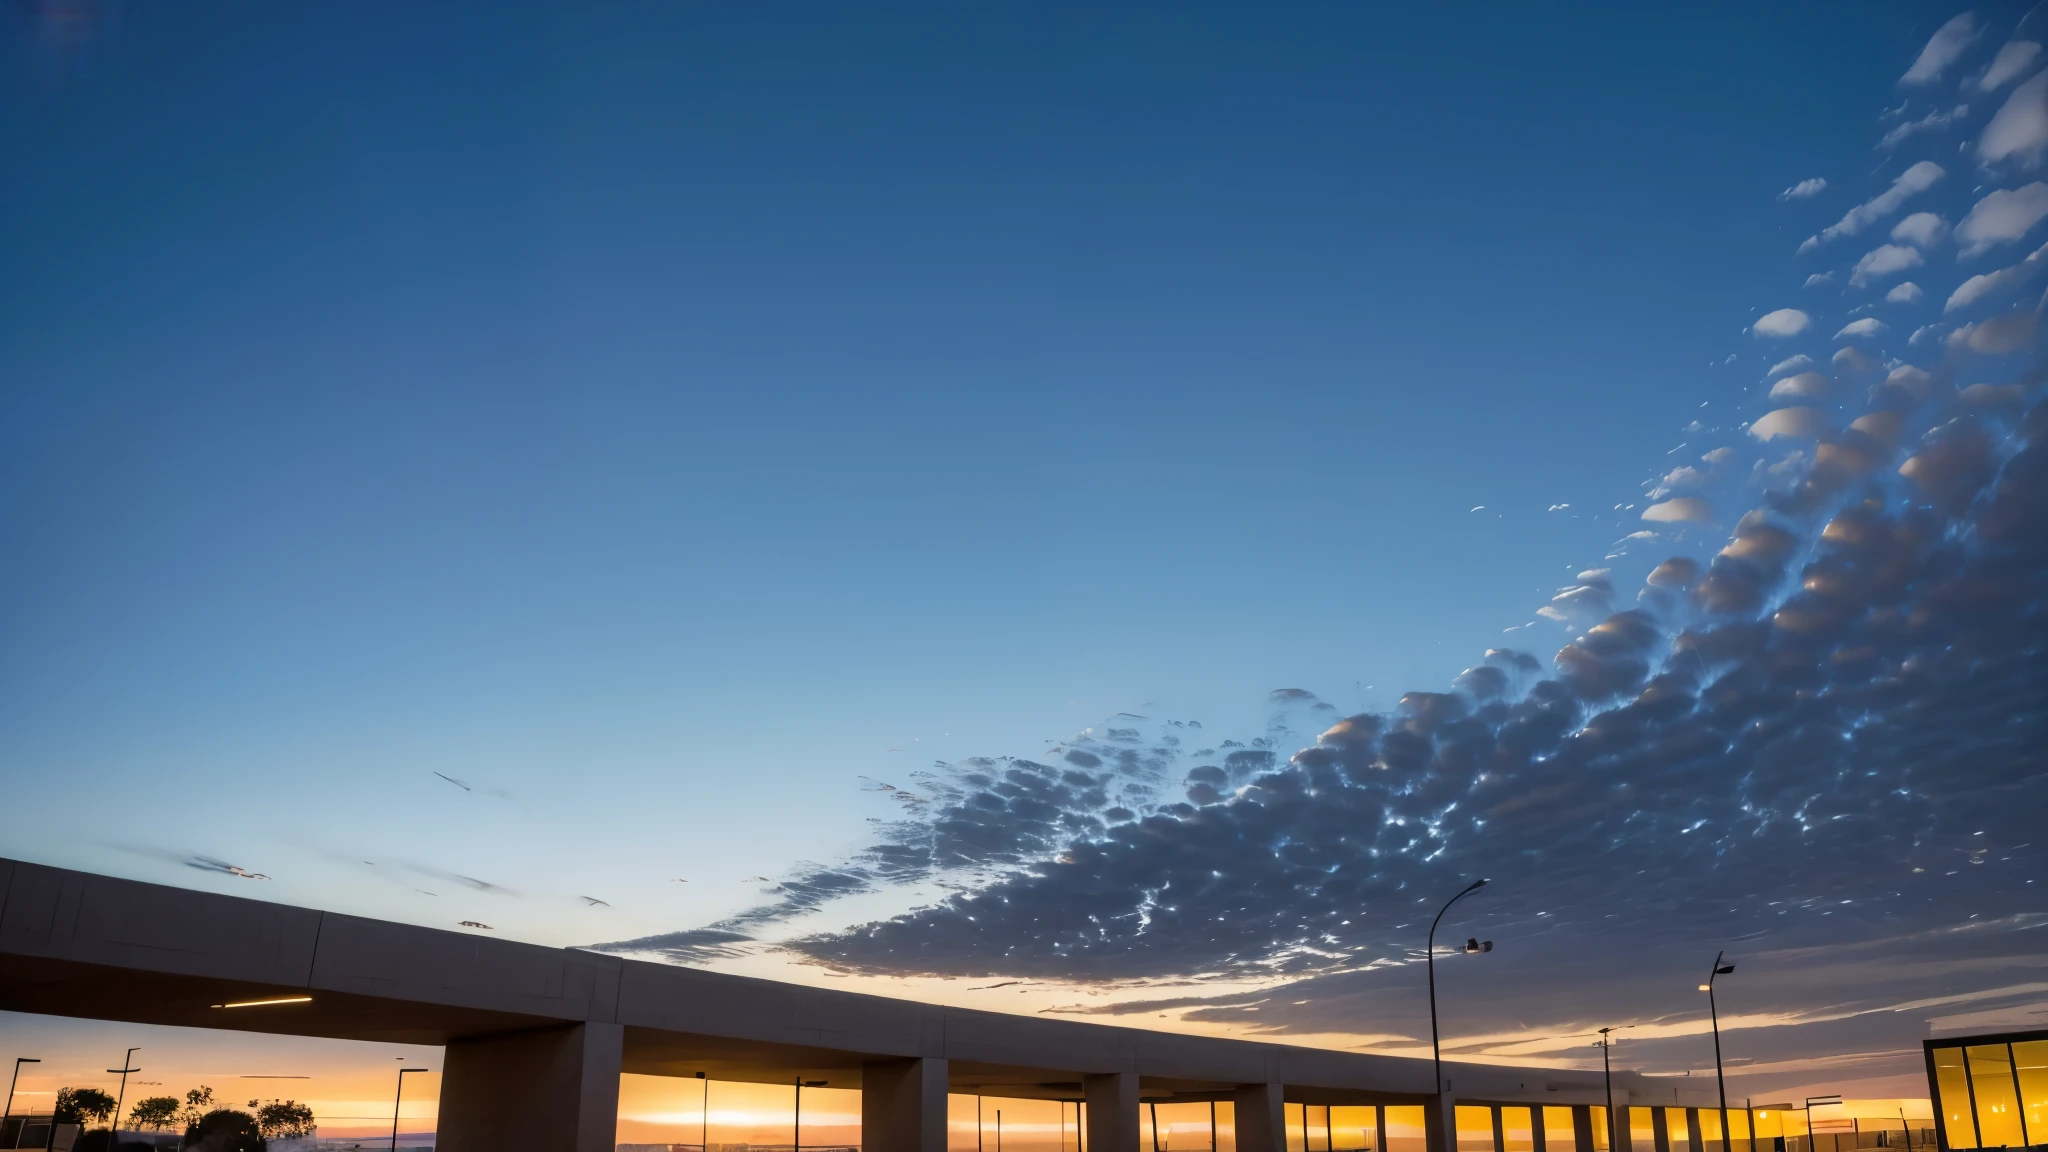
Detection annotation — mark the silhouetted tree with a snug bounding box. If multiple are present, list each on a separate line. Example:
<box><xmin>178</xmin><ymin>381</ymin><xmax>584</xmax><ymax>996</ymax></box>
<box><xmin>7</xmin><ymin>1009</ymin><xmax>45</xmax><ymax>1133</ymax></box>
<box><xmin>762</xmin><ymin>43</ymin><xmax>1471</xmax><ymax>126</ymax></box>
<box><xmin>55</xmin><ymin>1089</ymin><xmax>117</xmax><ymax>1129</ymax></box>
<box><xmin>128</xmin><ymin>1099</ymin><xmax>181</xmax><ymax>1132</ymax></box>
<box><xmin>178</xmin><ymin>1089</ymin><xmax>216</xmax><ymax>1132</ymax></box>
<box><xmin>252</xmin><ymin>1104</ymin><xmax>313</xmax><ymax>1141</ymax></box>
<box><xmin>184</xmin><ymin>1109</ymin><xmax>264</xmax><ymax>1152</ymax></box>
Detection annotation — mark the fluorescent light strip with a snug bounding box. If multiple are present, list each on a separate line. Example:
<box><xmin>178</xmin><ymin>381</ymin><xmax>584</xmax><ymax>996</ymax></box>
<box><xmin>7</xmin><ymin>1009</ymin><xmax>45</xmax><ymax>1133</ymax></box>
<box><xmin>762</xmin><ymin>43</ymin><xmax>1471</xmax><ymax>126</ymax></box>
<box><xmin>211</xmin><ymin>996</ymin><xmax>314</xmax><ymax>1009</ymax></box>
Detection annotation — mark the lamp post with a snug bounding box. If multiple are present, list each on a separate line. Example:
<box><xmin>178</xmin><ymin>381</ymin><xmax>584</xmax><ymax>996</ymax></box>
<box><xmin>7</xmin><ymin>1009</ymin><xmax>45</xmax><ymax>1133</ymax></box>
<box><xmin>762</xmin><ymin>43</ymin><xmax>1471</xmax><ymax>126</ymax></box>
<box><xmin>107</xmin><ymin>1049</ymin><xmax>140</xmax><ymax>1143</ymax></box>
<box><xmin>6</xmin><ymin>1059</ymin><xmax>40</xmax><ymax>1123</ymax></box>
<box><xmin>391</xmin><ymin>1068</ymin><xmax>428</xmax><ymax>1152</ymax></box>
<box><xmin>1426</xmin><ymin>879</ymin><xmax>1492</xmax><ymax>1152</ymax></box>
<box><xmin>1701</xmin><ymin>952</ymin><xmax>1736</xmax><ymax>1152</ymax></box>
<box><xmin>1595</xmin><ymin>1029</ymin><xmax>1632</xmax><ymax>1151</ymax></box>
<box><xmin>697</xmin><ymin>1072</ymin><xmax>708</xmax><ymax>1152</ymax></box>
<box><xmin>795</xmin><ymin>1077</ymin><xmax>824</xmax><ymax>1152</ymax></box>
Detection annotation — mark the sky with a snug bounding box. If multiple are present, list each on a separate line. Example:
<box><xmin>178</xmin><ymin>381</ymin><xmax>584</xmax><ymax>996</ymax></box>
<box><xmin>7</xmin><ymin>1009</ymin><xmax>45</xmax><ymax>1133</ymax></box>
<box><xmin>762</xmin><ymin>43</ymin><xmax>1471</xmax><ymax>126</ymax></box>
<box><xmin>3</xmin><ymin>0</ymin><xmax>2047</xmax><ymax>1129</ymax></box>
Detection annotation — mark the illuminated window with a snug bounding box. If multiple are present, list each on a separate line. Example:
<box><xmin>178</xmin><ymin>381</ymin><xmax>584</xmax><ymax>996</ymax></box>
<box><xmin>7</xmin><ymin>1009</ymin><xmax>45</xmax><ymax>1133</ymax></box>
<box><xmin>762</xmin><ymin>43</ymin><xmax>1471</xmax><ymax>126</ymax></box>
<box><xmin>1664</xmin><ymin>1109</ymin><xmax>1692</xmax><ymax>1152</ymax></box>
<box><xmin>2014</xmin><ymin>1041</ymin><xmax>2048</xmax><ymax>1148</ymax></box>
<box><xmin>1456</xmin><ymin>1106</ymin><xmax>1495</xmax><ymax>1152</ymax></box>
<box><xmin>1498</xmin><ymin>1107</ymin><xmax>1531</xmax><ymax>1152</ymax></box>
<box><xmin>1629</xmin><ymin>1108</ymin><xmax>1655</xmax><ymax>1152</ymax></box>
<box><xmin>1328</xmin><ymin>1107</ymin><xmax>1375</xmax><ymax>1152</ymax></box>
<box><xmin>1588</xmin><ymin>1107</ymin><xmax>1610</xmax><ymax>1152</ymax></box>
<box><xmin>1383</xmin><ymin>1106</ymin><xmax>1427</xmax><ymax>1152</ymax></box>
<box><xmin>1968</xmin><ymin>1045</ymin><xmax>2024</xmax><ymax>1148</ymax></box>
<box><xmin>1932</xmin><ymin>1048</ymin><xmax>1977</xmax><ymax>1151</ymax></box>
<box><xmin>1542</xmin><ymin>1106</ymin><xmax>1575</xmax><ymax>1152</ymax></box>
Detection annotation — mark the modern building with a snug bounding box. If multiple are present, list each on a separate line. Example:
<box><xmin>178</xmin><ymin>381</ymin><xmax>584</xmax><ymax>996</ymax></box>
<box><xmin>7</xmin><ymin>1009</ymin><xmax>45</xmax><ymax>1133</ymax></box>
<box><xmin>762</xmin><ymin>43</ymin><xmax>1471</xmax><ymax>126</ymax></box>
<box><xmin>1923</xmin><ymin>1028</ymin><xmax>2047</xmax><ymax>1150</ymax></box>
<box><xmin>0</xmin><ymin>858</ymin><xmax>1728</xmax><ymax>1152</ymax></box>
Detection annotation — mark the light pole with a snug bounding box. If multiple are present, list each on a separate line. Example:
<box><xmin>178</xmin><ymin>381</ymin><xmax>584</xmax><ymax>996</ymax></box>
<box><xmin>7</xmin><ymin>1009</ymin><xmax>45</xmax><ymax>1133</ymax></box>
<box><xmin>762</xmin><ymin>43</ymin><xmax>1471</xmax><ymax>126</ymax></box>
<box><xmin>6</xmin><ymin>1059</ymin><xmax>41</xmax><ymax>1122</ymax></box>
<box><xmin>697</xmin><ymin>1072</ymin><xmax>708</xmax><ymax>1152</ymax></box>
<box><xmin>795</xmin><ymin>1077</ymin><xmax>824</xmax><ymax>1152</ymax></box>
<box><xmin>1595</xmin><ymin>1029</ymin><xmax>1631</xmax><ymax>1151</ymax></box>
<box><xmin>107</xmin><ymin>1050</ymin><xmax>140</xmax><ymax>1141</ymax></box>
<box><xmin>1426</xmin><ymin>879</ymin><xmax>1492</xmax><ymax>1152</ymax></box>
<box><xmin>391</xmin><ymin>1068</ymin><xmax>428</xmax><ymax>1152</ymax></box>
<box><xmin>1701</xmin><ymin>952</ymin><xmax>1736</xmax><ymax>1152</ymax></box>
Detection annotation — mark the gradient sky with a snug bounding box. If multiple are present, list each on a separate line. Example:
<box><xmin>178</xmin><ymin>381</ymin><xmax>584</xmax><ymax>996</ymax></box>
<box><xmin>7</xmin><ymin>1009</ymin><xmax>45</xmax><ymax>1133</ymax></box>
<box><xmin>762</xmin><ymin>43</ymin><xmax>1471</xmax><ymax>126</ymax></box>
<box><xmin>4</xmin><ymin>0</ymin><xmax>2046</xmax><ymax>1125</ymax></box>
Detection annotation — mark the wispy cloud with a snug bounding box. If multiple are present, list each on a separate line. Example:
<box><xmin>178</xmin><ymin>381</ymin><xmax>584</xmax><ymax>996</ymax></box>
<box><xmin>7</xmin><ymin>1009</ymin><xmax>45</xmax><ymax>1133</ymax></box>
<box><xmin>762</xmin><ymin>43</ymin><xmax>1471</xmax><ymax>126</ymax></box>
<box><xmin>1901</xmin><ymin>13</ymin><xmax>1982</xmax><ymax>85</ymax></box>
<box><xmin>1799</xmin><ymin>162</ymin><xmax>1945</xmax><ymax>252</ymax></box>
<box><xmin>1978</xmin><ymin>70</ymin><xmax>2048</xmax><ymax>167</ymax></box>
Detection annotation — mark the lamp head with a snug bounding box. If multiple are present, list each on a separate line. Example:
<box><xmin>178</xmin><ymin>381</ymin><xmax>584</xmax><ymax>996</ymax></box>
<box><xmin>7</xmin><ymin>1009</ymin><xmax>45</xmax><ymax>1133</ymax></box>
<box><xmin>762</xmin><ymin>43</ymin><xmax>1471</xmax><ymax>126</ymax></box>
<box><xmin>1716</xmin><ymin>964</ymin><xmax>1736</xmax><ymax>975</ymax></box>
<box><xmin>1699</xmin><ymin>983</ymin><xmax>1712</xmax><ymax>991</ymax></box>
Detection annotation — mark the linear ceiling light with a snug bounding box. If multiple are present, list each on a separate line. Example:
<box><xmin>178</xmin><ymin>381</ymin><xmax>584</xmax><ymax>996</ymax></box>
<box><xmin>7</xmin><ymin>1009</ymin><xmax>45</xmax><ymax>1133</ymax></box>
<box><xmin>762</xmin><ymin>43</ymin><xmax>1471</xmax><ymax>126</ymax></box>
<box><xmin>211</xmin><ymin>996</ymin><xmax>313</xmax><ymax>1009</ymax></box>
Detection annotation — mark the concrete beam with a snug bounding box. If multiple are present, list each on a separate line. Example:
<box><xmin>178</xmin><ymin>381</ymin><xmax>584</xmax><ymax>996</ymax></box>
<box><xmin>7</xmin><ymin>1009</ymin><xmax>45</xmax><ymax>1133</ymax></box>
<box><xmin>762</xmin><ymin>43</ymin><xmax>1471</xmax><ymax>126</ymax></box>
<box><xmin>1086</xmin><ymin>1072</ymin><xmax>1141</xmax><ymax>1152</ymax></box>
<box><xmin>438</xmin><ymin>1022</ymin><xmax>623</xmax><ymax>1152</ymax></box>
<box><xmin>1233</xmin><ymin>1083</ymin><xmax>1286</xmax><ymax>1152</ymax></box>
<box><xmin>863</xmin><ymin>1058</ymin><xmax>948</xmax><ymax>1152</ymax></box>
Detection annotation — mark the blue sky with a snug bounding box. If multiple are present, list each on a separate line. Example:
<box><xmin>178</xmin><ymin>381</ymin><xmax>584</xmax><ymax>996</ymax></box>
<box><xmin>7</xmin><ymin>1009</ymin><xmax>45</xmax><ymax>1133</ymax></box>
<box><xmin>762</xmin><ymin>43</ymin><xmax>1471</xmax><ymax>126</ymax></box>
<box><xmin>4</xmin><ymin>0</ymin><xmax>2046</xmax><ymax>1104</ymax></box>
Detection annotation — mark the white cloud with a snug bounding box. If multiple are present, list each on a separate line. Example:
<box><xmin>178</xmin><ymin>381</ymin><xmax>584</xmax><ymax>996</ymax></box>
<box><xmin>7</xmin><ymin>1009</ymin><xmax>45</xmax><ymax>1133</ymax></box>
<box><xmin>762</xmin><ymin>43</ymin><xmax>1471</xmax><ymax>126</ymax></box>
<box><xmin>1850</xmin><ymin>243</ymin><xmax>1924</xmax><ymax>286</ymax></box>
<box><xmin>1946</xmin><ymin>240</ymin><xmax>2048</xmax><ymax>310</ymax></box>
<box><xmin>1641</xmin><ymin>497</ymin><xmax>1714</xmax><ymax>523</ymax></box>
<box><xmin>1956</xmin><ymin>182</ymin><xmax>2048</xmax><ymax>256</ymax></box>
<box><xmin>1885</xmin><ymin>364</ymin><xmax>1933</xmax><ymax>398</ymax></box>
<box><xmin>1769</xmin><ymin>370</ymin><xmax>1829</xmax><ymax>399</ymax></box>
<box><xmin>1978</xmin><ymin>70</ymin><xmax>2048</xmax><ymax>167</ymax></box>
<box><xmin>1800</xmin><ymin>161</ymin><xmax>1945</xmax><ymax>251</ymax></box>
<box><xmin>1749</xmin><ymin>407</ymin><xmax>1830</xmax><ymax>440</ymax></box>
<box><xmin>1780</xmin><ymin>177</ymin><xmax>1828</xmax><ymax>201</ymax></box>
<box><xmin>1879</xmin><ymin>105</ymin><xmax>1969</xmax><ymax>149</ymax></box>
<box><xmin>1902</xmin><ymin>13</ymin><xmax>1982</xmax><ymax>85</ymax></box>
<box><xmin>1891</xmin><ymin>212</ymin><xmax>1948</xmax><ymax>247</ymax></box>
<box><xmin>1978</xmin><ymin>40</ymin><xmax>2043</xmax><ymax>91</ymax></box>
<box><xmin>1702</xmin><ymin>446</ymin><xmax>1738</xmax><ymax>465</ymax></box>
<box><xmin>1803</xmin><ymin>272</ymin><xmax>1834</xmax><ymax>288</ymax></box>
<box><xmin>1835</xmin><ymin>317</ymin><xmax>1887</xmax><ymax>340</ymax></box>
<box><xmin>1950</xmin><ymin>308</ymin><xmax>2038</xmax><ymax>353</ymax></box>
<box><xmin>1911</xmin><ymin>323</ymin><xmax>1943</xmax><ymax>345</ymax></box>
<box><xmin>1753</xmin><ymin>308</ymin><xmax>1812</xmax><ymax>337</ymax></box>
<box><xmin>1834</xmin><ymin>345</ymin><xmax>1877</xmax><ymax>373</ymax></box>
<box><xmin>1767</xmin><ymin>354</ymin><xmax>1817</xmax><ymax>377</ymax></box>
<box><xmin>1886</xmin><ymin>281</ymin><xmax>1925</xmax><ymax>304</ymax></box>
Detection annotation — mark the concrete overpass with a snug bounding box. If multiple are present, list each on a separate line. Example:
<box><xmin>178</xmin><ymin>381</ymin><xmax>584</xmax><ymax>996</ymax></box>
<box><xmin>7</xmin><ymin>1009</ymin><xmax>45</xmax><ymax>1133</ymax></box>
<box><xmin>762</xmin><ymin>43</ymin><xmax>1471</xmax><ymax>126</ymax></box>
<box><xmin>0</xmin><ymin>859</ymin><xmax>1709</xmax><ymax>1152</ymax></box>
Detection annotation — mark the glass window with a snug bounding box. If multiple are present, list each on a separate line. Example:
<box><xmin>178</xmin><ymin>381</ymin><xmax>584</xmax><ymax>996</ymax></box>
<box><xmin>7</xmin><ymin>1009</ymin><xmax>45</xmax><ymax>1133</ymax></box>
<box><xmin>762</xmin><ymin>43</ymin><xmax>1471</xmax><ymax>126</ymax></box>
<box><xmin>1695</xmin><ymin>1108</ymin><xmax>1722</xmax><ymax>1152</ymax></box>
<box><xmin>1665</xmin><ymin>1109</ymin><xmax>1693</xmax><ymax>1152</ymax></box>
<box><xmin>1588</xmin><ymin>1107</ymin><xmax>1609</xmax><ymax>1152</ymax></box>
<box><xmin>1457</xmin><ymin>1106</ymin><xmax>1496</xmax><ymax>1152</ymax></box>
<box><xmin>1384</xmin><ymin>1107</ymin><xmax>1426</xmax><ymax>1152</ymax></box>
<box><xmin>1630</xmin><ymin>1108</ymin><xmax>1656</xmax><ymax>1152</ymax></box>
<box><xmin>1542</xmin><ymin>1107</ymin><xmax>1576</xmax><ymax>1152</ymax></box>
<box><xmin>1726</xmin><ymin>1109</ymin><xmax>1751</xmax><ymax>1152</ymax></box>
<box><xmin>2014</xmin><ymin>1041</ymin><xmax>2048</xmax><ymax>1148</ymax></box>
<box><xmin>1329</xmin><ymin>1107</ymin><xmax>1375</xmax><ymax>1152</ymax></box>
<box><xmin>1500</xmin><ymin>1108</ymin><xmax>1532</xmax><ymax>1152</ymax></box>
<box><xmin>1969</xmin><ymin>1045</ymin><xmax>2024</xmax><ymax>1148</ymax></box>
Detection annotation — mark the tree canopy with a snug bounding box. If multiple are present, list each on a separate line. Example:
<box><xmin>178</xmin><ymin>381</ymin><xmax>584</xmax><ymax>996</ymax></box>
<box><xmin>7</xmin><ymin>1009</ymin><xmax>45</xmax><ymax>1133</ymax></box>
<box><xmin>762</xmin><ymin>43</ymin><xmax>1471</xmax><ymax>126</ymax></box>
<box><xmin>185</xmin><ymin>1109</ymin><xmax>265</xmax><ymax>1152</ymax></box>
<box><xmin>253</xmin><ymin>1102</ymin><xmax>314</xmax><ymax>1141</ymax></box>
<box><xmin>54</xmin><ymin>1088</ymin><xmax>117</xmax><ymax>1128</ymax></box>
<box><xmin>126</xmin><ymin>1098</ymin><xmax>181</xmax><ymax>1132</ymax></box>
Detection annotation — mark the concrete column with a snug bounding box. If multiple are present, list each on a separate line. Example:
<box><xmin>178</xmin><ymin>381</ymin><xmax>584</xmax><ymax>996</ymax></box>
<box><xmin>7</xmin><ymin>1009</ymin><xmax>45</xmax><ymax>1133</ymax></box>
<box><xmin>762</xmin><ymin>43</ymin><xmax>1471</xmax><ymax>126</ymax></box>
<box><xmin>1232</xmin><ymin>1084</ymin><xmax>1286</xmax><ymax>1152</ymax></box>
<box><xmin>438</xmin><ymin>1021</ymin><xmax>622</xmax><ymax>1152</ymax></box>
<box><xmin>1684</xmin><ymin>1111</ymin><xmax>1703</xmax><ymax>1152</ymax></box>
<box><xmin>863</xmin><ymin>1058</ymin><xmax>949</xmax><ymax>1152</ymax></box>
<box><xmin>1652</xmin><ymin>1110</ymin><xmax>1670</xmax><ymax>1152</ymax></box>
<box><xmin>1571</xmin><ymin>1106</ymin><xmax>1594</xmax><ymax>1152</ymax></box>
<box><xmin>1609</xmin><ymin>1094</ymin><xmax>1633</xmax><ymax>1152</ymax></box>
<box><xmin>1086</xmin><ymin>1074</ymin><xmax>1141</xmax><ymax>1152</ymax></box>
<box><xmin>1426</xmin><ymin>1092</ymin><xmax>1457</xmax><ymax>1152</ymax></box>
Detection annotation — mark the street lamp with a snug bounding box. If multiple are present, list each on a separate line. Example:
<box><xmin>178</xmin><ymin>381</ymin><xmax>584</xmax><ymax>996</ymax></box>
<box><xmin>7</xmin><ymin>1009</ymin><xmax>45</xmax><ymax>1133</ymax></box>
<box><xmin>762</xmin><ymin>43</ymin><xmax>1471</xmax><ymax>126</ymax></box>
<box><xmin>696</xmin><ymin>1072</ymin><xmax>708</xmax><ymax>1152</ymax></box>
<box><xmin>107</xmin><ymin>1050</ymin><xmax>140</xmax><ymax>1141</ymax></box>
<box><xmin>1427</xmin><ymin>879</ymin><xmax>1493</xmax><ymax>1152</ymax></box>
<box><xmin>6</xmin><ymin>1059</ymin><xmax>41</xmax><ymax>1123</ymax></box>
<box><xmin>1594</xmin><ymin>1028</ymin><xmax>1632</xmax><ymax>1151</ymax></box>
<box><xmin>1702</xmin><ymin>952</ymin><xmax>1736</xmax><ymax>1152</ymax></box>
<box><xmin>794</xmin><ymin>1077</ymin><xmax>825</xmax><ymax>1152</ymax></box>
<box><xmin>391</xmin><ymin>1068</ymin><xmax>428</xmax><ymax>1152</ymax></box>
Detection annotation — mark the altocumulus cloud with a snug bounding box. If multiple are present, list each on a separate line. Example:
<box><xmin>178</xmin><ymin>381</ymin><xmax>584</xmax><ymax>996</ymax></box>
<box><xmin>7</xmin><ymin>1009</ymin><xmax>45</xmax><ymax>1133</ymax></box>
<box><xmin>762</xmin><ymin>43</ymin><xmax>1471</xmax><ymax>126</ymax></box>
<box><xmin>596</xmin><ymin>8</ymin><xmax>2048</xmax><ymax>1091</ymax></box>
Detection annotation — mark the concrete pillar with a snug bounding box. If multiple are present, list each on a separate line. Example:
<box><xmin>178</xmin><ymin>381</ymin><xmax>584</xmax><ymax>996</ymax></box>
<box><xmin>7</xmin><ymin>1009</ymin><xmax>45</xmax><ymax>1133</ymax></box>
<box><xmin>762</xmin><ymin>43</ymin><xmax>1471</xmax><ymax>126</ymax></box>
<box><xmin>863</xmin><ymin>1058</ymin><xmax>949</xmax><ymax>1152</ymax></box>
<box><xmin>1233</xmin><ymin>1084</ymin><xmax>1286</xmax><ymax>1152</ymax></box>
<box><xmin>1684</xmin><ymin>1111</ymin><xmax>1703</xmax><ymax>1152</ymax></box>
<box><xmin>1086</xmin><ymin>1074</ymin><xmax>1141</xmax><ymax>1152</ymax></box>
<box><xmin>1652</xmin><ymin>1110</ymin><xmax>1671</xmax><ymax>1152</ymax></box>
<box><xmin>438</xmin><ymin>1021</ymin><xmax>622</xmax><ymax>1152</ymax></box>
<box><xmin>1610</xmin><ymin>1095</ymin><xmax>1633</xmax><ymax>1152</ymax></box>
<box><xmin>1571</xmin><ymin>1106</ymin><xmax>1594</xmax><ymax>1152</ymax></box>
<box><xmin>1532</xmin><ymin>1109</ymin><xmax>1548</xmax><ymax>1152</ymax></box>
<box><xmin>1427</xmin><ymin>1092</ymin><xmax>1457</xmax><ymax>1152</ymax></box>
